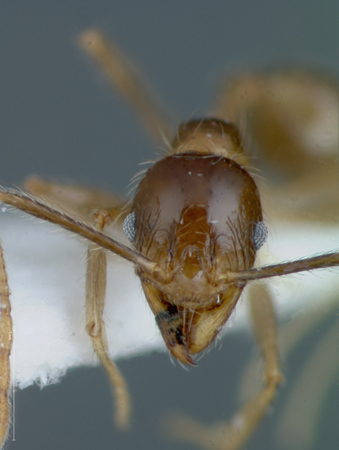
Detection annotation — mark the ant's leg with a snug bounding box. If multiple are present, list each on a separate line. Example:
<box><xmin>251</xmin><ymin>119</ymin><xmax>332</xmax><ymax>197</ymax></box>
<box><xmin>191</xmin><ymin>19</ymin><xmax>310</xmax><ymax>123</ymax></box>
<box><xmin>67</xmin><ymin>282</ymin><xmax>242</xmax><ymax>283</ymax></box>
<box><xmin>0</xmin><ymin>240</ymin><xmax>13</xmax><ymax>448</ymax></box>
<box><xmin>168</xmin><ymin>283</ymin><xmax>282</xmax><ymax>450</ymax></box>
<box><xmin>85</xmin><ymin>206</ymin><xmax>131</xmax><ymax>429</ymax></box>
<box><xmin>239</xmin><ymin>290</ymin><xmax>339</xmax><ymax>405</ymax></box>
<box><xmin>277</xmin><ymin>315</ymin><xmax>339</xmax><ymax>448</ymax></box>
<box><xmin>78</xmin><ymin>29</ymin><xmax>173</xmax><ymax>145</ymax></box>
<box><xmin>24</xmin><ymin>176</ymin><xmax>125</xmax><ymax>221</ymax></box>
<box><xmin>12</xmin><ymin>178</ymin><xmax>132</xmax><ymax>428</ymax></box>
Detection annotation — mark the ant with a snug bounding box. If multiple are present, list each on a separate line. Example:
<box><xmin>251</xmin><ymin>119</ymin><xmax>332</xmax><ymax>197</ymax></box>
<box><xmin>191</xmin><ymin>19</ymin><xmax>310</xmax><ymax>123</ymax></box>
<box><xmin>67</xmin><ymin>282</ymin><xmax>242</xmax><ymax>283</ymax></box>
<box><xmin>0</xmin><ymin>29</ymin><xmax>338</xmax><ymax>450</ymax></box>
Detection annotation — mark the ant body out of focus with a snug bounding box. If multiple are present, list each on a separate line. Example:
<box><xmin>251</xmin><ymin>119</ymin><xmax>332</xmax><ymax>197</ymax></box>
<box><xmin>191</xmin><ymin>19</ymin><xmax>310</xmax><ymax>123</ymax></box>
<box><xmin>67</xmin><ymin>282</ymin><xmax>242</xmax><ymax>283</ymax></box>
<box><xmin>0</xmin><ymin>29</ymin><xmax>338</xmax><ymax>450</ymax></box>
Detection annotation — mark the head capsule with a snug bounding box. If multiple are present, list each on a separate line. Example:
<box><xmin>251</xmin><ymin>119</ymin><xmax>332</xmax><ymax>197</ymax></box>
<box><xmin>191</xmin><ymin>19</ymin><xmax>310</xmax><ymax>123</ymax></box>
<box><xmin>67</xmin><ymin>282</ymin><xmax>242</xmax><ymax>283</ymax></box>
<box><xmin>124</xmin><ymin>119</ymin><xmax>266</xmax><ymax>364</ymax></box>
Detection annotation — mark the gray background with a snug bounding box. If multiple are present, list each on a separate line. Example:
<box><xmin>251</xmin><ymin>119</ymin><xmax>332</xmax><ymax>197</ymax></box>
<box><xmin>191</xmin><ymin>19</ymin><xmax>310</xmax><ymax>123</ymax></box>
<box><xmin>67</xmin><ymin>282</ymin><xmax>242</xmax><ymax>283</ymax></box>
<box><xmin>1</xmin><ymin>1</ymin><xmax>338</xmax><ymax>450</ymax></box>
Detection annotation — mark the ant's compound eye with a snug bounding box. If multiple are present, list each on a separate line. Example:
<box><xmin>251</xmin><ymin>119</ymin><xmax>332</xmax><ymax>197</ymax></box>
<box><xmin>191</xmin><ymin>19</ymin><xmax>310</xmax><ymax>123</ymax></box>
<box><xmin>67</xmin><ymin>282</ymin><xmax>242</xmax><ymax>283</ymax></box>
<box><xmin>123</xmin><ymin>211</ymin><xmax>137</xmax><ymax>242</ymax></box>
<box><xmin>253</xmin><ymin>221</ymin><xmax>268</xmax><ymax>250</ymax></box>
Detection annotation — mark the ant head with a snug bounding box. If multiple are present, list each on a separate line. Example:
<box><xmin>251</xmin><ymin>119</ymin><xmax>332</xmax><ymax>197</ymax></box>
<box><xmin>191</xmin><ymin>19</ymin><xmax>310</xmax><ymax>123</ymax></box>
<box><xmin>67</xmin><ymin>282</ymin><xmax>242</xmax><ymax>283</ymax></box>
<box><xmin>123</xmin><ymin>119</ymin><xmax>265</xmax><ymax>363</ymax></box>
